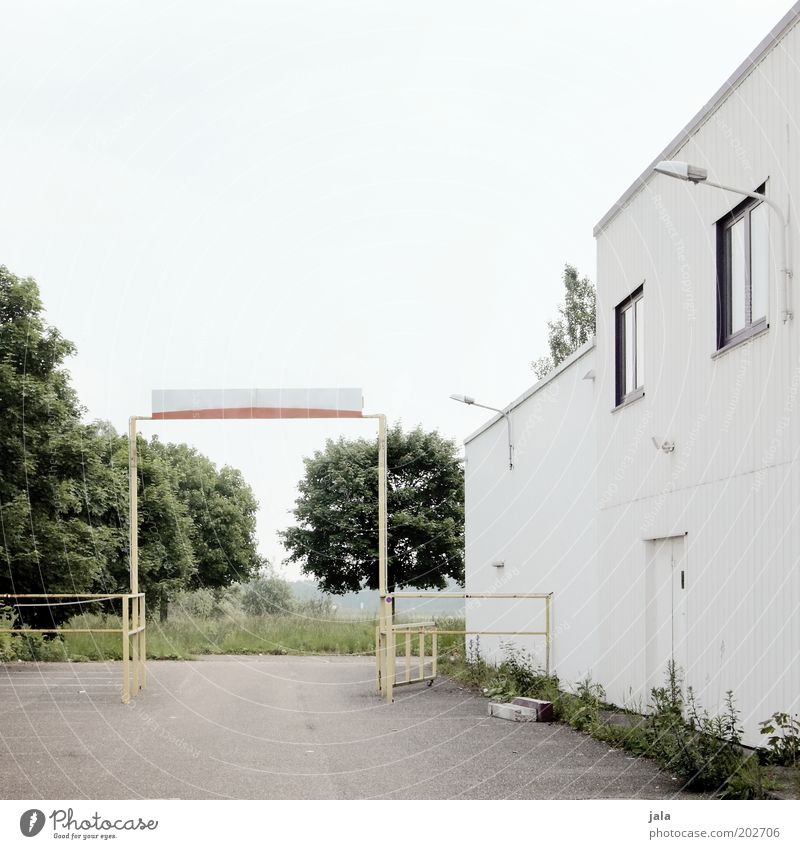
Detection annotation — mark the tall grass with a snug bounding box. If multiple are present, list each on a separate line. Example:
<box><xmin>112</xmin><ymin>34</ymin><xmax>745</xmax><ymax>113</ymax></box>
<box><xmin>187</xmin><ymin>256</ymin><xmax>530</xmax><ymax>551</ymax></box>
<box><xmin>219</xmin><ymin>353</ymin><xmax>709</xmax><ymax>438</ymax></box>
<box><xmin>59</xmin><ymin>612</ymin><xmax>379</xmax><ymax>659</ymax></box>
<box><xmin>1</xmin><ymin>611</ymin><xmax>467</xmax><ymax>661</ymax></box>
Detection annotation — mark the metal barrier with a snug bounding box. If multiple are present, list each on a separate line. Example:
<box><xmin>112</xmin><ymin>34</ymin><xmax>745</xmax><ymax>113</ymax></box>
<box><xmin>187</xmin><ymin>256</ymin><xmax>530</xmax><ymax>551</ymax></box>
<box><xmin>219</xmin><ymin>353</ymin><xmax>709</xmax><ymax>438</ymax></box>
<box><xmin>0</xmin><ymin>593</ymin><xmax>146</xmax><ymax>703</ymax></box>
<box><xmin>376</xmin><ymin>592</ymin><xmax>552</xmax><ymax>703</ymax></box>
<box><xmin>376</xmin><ymin>622</ymin><xmax>438</xmax><ymax>691</ymax></box>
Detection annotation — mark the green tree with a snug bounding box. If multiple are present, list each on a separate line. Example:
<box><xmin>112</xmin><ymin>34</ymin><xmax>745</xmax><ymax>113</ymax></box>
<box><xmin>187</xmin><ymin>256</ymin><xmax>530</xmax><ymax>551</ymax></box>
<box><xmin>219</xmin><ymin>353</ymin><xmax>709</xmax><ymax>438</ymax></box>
<box><xmin>101</xmin><ymin>434</ymin><xmax>197</xmax><ymax>621</ymax></box>
<box><xmin>1</xmin><ymin>265</ymin><xmax>263</xmax><ymax>626</ymax></box>
<box><xmin>0</xmin><ymin>267</ymin><xmax>118</xmax><ymax>627</ymax></box>
<box><xmin>531</xmin><ymin>264</ymin><xmax>596</xmax><ymax>379</ymax></box>
<box><xmin>280</xmin><ymin>423</ymin><xmax>464</xmax><ymax>595</ymax></box>
<box><xmin>151</xmin><ymin>440</ymin><xmax>260</xmax><ymax>614</ymax></box>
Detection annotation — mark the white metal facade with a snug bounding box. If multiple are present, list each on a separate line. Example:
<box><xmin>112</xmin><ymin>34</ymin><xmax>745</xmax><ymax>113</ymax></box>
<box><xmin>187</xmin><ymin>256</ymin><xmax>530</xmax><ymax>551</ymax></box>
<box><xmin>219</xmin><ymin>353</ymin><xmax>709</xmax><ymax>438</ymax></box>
<box><xmin>464</xmin><ymin>342</ymin><xmax>598</xmax><ymax>685</ymax></box>
<box><xmin>465</xmin><ymin>6</ymin><xmax>800</xmax><ymax>746</ymax></box>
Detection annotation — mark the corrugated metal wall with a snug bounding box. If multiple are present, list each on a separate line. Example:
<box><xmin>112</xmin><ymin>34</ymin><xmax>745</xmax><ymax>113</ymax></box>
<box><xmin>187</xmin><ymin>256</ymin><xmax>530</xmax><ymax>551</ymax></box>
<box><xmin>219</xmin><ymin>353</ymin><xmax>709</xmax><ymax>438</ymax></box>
<box><xmin>465</xmin><ymin>19</ymin><xmax>800</xmax><ymax>747</ymax></box>
<box><xmin>465</xmin><ymin>345</ymin><xmax>598</xmax><ymax>685</ymax></box>
<box><xmin>594</xmin><ymin>18</ymin><xmax>800</xmax><ymax>744</ymax></box>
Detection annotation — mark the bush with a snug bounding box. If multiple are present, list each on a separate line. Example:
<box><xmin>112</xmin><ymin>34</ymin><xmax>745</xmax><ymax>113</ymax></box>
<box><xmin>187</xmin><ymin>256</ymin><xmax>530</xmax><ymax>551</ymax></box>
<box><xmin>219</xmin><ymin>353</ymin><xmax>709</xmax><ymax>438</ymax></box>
<box><xmin>0</xmin><ymin>606</ymin><xmax>17</xmax><ymax>662</ymax></box>
<box><xmin>294</xmin><ymin>595</ymin><xmax>336</xmax><ymax>618</ymax></box>
<box><xmin>0</xmin><ymin>606</ymin><xmax>70</xmax><ymax>661</ymax></box>
<box><xmin>173</xmin><ymin>587</ymin><xmax>215</xmax><ymax>619</ymax></box>
<box><xmin>240</xmin><ymin>574</ymin><xmax>295</xmax><ymax>616</ymax></box>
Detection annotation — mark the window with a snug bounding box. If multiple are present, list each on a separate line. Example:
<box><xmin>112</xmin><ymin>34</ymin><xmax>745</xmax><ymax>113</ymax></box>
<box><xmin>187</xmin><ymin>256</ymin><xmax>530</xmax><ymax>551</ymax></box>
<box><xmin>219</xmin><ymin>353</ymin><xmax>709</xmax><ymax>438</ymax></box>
<box><xmin>615</xmin><ymin>285</ymin><xmax>644</xmax><ymax>406</ymax></box>
<box><xmin>716</xmin><ymin>186</ymin><xmax>769</xmax><ymax>349</ymax></box>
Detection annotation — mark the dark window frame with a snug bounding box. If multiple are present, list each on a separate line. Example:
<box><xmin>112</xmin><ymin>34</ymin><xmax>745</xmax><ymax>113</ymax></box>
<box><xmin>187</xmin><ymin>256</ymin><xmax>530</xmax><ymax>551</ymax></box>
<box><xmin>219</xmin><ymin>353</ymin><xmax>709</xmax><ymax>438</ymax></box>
<box><xmin>716</xmin><ymin>183</ymin><xmax>769</xmax><ymax>350</ymax></box>
<box><xmin>615</xmin><ymin>285</ymin><xmax>644</xmax><ymax>408</ymax></box>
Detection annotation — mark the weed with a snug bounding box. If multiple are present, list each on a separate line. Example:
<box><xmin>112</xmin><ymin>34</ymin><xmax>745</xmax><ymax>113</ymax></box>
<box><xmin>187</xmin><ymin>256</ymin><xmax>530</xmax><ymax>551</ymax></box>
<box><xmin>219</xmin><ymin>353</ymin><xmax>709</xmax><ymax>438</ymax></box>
<box><xmin>559</xmin><ymin>676</ymin><xmax>606</xmax><ymax>731</ymax></box>
<box><xmin>758</xmin><ymin>712</ymin><xmax>800</xmax><ymax>767</ymax></box>
<box><xmin>721</xmin><ymin>754</ymin><xmax>779</xmax><ymax>799</ymax></box>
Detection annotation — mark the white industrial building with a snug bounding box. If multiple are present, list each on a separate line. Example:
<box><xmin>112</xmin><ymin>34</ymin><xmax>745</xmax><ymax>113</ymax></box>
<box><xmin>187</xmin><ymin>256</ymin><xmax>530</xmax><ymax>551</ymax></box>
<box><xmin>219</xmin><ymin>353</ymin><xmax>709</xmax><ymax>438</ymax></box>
<box><xmin>465</xmin><ymin>4</ymin><xmax>800</xmax><ymax>747</ymax></box>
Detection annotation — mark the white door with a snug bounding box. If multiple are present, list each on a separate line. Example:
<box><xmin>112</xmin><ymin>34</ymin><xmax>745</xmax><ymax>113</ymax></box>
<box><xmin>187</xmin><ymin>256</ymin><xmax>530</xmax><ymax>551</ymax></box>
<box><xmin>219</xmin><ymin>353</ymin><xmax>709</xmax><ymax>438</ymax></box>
<box><xmin>645</xmin><ymin>535</ymin><xmax>687</xmax><ymax>697</ymax></box>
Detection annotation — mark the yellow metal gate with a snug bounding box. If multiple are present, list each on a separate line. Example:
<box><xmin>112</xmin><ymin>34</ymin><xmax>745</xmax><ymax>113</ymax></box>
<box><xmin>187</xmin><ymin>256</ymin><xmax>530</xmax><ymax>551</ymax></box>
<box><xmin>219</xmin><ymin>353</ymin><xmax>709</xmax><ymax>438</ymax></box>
<box><xmin>375</xmin><ymin>592</ymin><xmax>552</xmax><ymax>702</ymax></box>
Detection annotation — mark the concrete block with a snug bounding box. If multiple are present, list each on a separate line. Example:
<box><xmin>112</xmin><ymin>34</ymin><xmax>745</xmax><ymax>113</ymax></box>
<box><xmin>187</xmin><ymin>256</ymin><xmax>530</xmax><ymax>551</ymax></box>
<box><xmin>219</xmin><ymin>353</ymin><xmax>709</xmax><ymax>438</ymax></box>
<box><xmin>511</xmin><ymin>697</ymin><xmax>554</xmax><ymax>722</ymax></box>
<box><xmin>487</xmin><ymin>702</ymin><xmax>537</xmax><ymax>722</ymax></box>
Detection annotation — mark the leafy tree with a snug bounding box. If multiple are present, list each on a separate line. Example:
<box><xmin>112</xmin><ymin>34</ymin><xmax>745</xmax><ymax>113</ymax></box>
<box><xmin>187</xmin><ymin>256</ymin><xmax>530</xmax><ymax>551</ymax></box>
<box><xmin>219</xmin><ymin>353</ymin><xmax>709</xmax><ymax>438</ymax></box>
<box><xmin>101</xmin><ymin>434</ymin><xmax>197</xmax><ymax>621</ymax></box>
<box><xmin>97</xmin><ymin>436</ymin><xmax>261</xmax><ymax>621</ymax></box>
<box><xmin>0</xmin><ymin>267</ymin><xmax>118</xmax><ymax>627</ymax></box>
<box><xmin>531</xmin><ymin>264</ymin><xmax>596</xmax><ymax>379</ymax></box>
<box><xmin>280</xmin><ymin>424</ymin><xmax>464</xmax><ymax>595</ymax></box>
<box><xmin>1</xmin><ymin>265</ymin><xmax>262</xmax><ymax>626</ymax></box>
<box><xmin>147</xmin><ymin>440</ymin><xmax>260</xmax><ymax>618</ymax></box>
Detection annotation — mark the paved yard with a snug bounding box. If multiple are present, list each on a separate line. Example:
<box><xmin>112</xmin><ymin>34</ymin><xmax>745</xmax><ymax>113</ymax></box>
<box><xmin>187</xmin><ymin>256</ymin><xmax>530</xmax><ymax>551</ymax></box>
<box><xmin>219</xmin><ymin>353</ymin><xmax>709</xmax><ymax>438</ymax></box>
<box><xmin>0</xmin><ymin>656</ymin><xmax>696</xmax><ymax>799</ymax></box>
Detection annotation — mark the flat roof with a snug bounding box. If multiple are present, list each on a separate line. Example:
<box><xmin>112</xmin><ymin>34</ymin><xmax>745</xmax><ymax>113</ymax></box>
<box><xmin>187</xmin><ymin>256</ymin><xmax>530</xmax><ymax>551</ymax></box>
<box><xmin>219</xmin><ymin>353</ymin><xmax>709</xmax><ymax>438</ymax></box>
<box><xmin>593</xmin><ymin>2</ymin><xmax>800</xmax><ymax>237</ymax></box>
<box><xmin>463</xmin><ymin>338</ymin><xmax>595</xmax><ymax>445</ymax></box>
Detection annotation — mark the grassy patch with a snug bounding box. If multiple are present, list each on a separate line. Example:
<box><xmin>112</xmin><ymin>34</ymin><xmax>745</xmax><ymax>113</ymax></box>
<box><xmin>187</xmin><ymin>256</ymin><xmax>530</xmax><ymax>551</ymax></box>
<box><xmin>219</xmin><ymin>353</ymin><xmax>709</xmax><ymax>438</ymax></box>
<box><xmin>0</xmin><ymin>609</ymin><xmax>467</xmax><ymax>662</ymax></box>
<box><xmin>61</xmin><ymin>612</ymin><xmax>381</xmax><ymax>659</ymax></box>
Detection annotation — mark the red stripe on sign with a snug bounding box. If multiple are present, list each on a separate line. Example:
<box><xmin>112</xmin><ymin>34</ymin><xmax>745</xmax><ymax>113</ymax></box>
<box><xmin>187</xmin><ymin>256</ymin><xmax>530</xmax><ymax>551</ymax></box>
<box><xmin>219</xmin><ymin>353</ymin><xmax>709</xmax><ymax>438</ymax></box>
<box><xmin>151</xmin><ymin>407</ymin><xmax>364</xmax><ymax>420</ymax></box>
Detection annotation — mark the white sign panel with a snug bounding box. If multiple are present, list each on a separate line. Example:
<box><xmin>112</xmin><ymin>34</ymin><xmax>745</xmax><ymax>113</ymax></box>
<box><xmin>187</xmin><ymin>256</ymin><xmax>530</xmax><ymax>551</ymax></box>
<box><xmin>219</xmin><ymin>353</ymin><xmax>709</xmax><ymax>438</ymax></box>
<box><xmin>151</xmin><ymin>387</ymin><xmax>363</xmax><ymax>420</ymax></box>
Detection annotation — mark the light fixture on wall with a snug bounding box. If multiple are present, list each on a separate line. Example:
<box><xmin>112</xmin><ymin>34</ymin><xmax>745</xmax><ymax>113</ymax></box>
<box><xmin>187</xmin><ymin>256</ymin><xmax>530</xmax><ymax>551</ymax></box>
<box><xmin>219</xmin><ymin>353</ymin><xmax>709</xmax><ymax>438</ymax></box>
<box><xmin>491</xmin><ymin>560</ymin><xmax>505</xmax><ymax>568</ymax></box>
<box><xmin>653</xmin><ymin>159</ymin><xmax>793</xmax><ymax>322</ymax></box>
<box><xmin>651</xmin><ymin>436</ymin><xmax>675</xmax><ymax>454</ymax></box>
<box><xmin>450</xmin><ymin>394</ymin><xmax>514</xmax><ymax>470</ymax></box>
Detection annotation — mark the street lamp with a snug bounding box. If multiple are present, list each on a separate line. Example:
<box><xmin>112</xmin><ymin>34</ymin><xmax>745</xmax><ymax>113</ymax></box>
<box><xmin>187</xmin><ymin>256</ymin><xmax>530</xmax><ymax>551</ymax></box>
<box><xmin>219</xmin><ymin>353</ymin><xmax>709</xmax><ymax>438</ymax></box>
<box><xmin>450</xmin><ymin>394</ymin><xmax>514</xmax><ymax>470</ymax></box>
<box><xmin>653</xmin><ymin>159</ymin><xmax>793</xmax><ymax>322</ymax></box>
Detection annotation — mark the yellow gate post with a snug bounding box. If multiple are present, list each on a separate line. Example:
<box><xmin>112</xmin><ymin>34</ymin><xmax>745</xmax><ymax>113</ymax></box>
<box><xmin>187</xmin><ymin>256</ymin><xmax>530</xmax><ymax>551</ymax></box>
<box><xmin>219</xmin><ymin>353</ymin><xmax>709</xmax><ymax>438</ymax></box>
<box><xmin>545</xmin><ymin>593</ymin><xmax>551</xmax><ymax>676</ymax></box>
<box><xmin>128</xmin><ymin>417</ymin><xmax>139</xmax><ymax>601</ymax></box>
<box><xmin>121</xmin><ymin>595</ymin><xmax>130</xmax><ymax>704</ymax></box>
<box><xmin>140</xmin><ymin>594</ymin><xmax>147</xmax><ymax>688</ymax></box>
<box><xmin>365</xmin><ymin>413</ymin><xmax>391</xmax><ymax>702</ymax></box>
<box><xmin>127</xmin><ymin>416</ymin><xmax>150</xmax><ymax>703</ymax></box>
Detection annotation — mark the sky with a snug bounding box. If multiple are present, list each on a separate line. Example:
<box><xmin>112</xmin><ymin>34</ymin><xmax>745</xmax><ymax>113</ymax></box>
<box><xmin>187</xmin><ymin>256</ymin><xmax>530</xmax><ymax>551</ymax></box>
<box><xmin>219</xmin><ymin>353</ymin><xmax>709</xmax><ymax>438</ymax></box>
<box><xmin>0</xmin><ymin>0</ymin><xmax>793</xmax><ymax>578</ymax></box>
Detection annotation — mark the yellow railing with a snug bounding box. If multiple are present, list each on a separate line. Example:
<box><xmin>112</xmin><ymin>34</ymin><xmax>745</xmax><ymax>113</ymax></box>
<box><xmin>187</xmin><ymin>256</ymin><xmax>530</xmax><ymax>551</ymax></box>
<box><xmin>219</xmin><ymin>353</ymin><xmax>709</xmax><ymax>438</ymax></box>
<box><xmin>0</xmin><ymin>593</ymin><xmax>146</xmax><ymax>703</ymax></box>
<box><xmin>376</xmin><ymin>592</ymin><xmax>553</xmax><ymax>702</ymax></box>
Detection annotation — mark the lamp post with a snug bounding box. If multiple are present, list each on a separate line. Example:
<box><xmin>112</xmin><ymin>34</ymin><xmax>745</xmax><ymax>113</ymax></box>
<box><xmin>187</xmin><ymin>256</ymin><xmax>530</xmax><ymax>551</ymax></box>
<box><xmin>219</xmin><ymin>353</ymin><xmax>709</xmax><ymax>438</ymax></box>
<box><xmin>450</xmin><ymin>394</ymin><xmax>513</xmax><ymax>470</ymax></box>
<box><xmin>653</xmin><ymin>160</ymin><xmax>793</xmax><ymax>322</ymax></box>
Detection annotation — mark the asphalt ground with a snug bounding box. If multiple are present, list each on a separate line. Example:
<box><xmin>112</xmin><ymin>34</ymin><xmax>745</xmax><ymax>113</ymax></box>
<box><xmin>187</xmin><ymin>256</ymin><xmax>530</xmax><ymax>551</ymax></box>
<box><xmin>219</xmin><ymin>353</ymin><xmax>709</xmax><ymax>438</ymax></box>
<box><xmin>0</xmin><ymin>656</ymin><xmax>697</xmax><ymax>800</ymax></box>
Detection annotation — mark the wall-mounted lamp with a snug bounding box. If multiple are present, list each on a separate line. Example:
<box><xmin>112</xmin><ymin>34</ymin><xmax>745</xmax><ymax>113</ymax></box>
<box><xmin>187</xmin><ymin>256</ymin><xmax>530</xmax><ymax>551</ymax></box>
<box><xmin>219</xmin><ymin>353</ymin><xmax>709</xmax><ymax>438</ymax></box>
<box><xmin>491</xmin><ymin>560</ymin><xmax>505</xmax><ymax>568</ymax></box>
<box><xmin>654</xmin><ymin>159</ymin><xmax>793</xmax><ymax>322</ymax></box>
<box><xmin>652</xmin><ymin>436</ymin><xmax>675</xmax><ymax>454</ymax></box>
<box><xmin>450</xmin><ymin>394</ymin><xmax>514</xmax><ymax>470</ymax></box>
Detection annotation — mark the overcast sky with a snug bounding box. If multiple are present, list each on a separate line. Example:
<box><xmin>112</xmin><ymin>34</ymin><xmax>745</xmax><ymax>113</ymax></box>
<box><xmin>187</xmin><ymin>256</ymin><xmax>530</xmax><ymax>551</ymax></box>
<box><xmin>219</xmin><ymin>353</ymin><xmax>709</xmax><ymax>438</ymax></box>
<box><xmin>1</xmin><ymin>0</ymin><xmax>792</xmax><ymax>578</ymax></box>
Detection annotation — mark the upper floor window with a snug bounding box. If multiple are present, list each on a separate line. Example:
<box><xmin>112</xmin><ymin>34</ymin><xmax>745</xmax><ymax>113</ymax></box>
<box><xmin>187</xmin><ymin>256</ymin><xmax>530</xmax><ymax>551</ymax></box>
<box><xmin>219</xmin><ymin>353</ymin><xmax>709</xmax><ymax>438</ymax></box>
<box><xmin>615</xmin><ymin>285</ymin><xmax>644</xmax><ymax>407</ymax></box>
<box><xmin>716</xmin><ymin>185</ymin><xmax>769</xmax><ymax>349</ymax></box>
